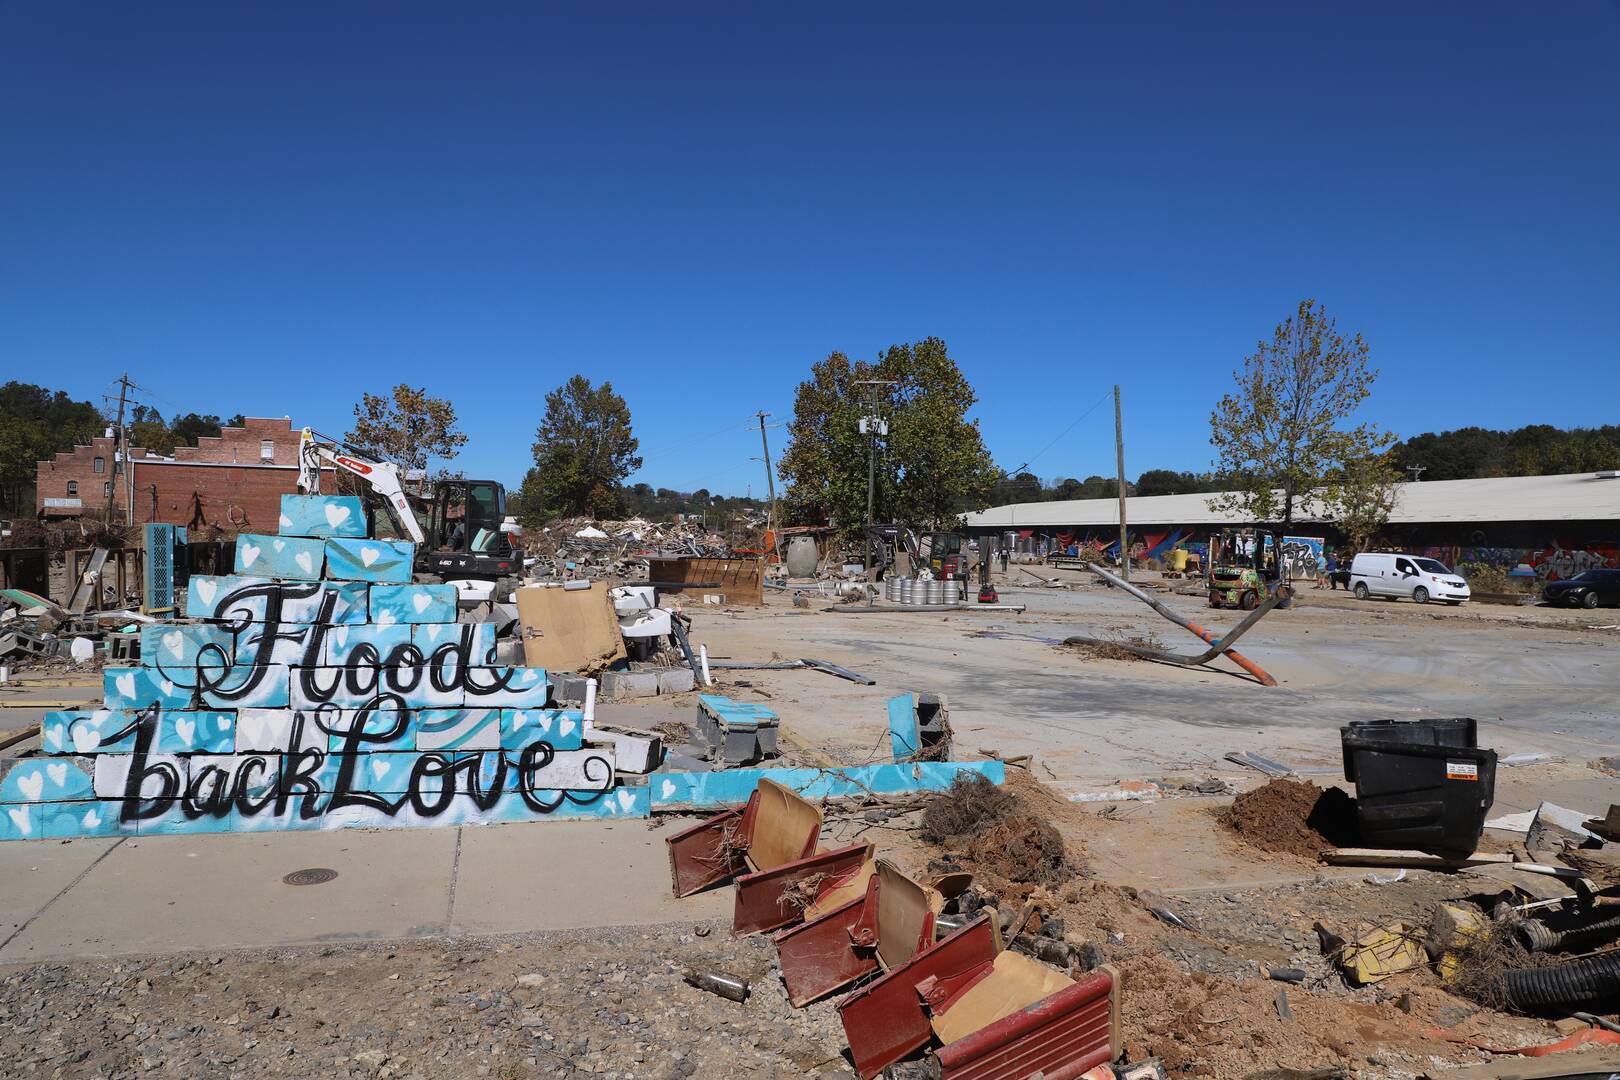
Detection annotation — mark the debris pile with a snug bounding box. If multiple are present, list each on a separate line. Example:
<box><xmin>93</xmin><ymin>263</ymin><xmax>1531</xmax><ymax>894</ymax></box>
<box><xmin>524</xmin><ymin>516</ymin><xmax>739</xmax><ymax>580</ymax></box>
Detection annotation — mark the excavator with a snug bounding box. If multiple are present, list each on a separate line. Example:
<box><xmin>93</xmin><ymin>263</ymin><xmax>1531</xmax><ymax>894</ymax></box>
<box><xmin>296</xmin><ymin>428</ymin><xmax>522</xmax><ymax>602</ymax></box>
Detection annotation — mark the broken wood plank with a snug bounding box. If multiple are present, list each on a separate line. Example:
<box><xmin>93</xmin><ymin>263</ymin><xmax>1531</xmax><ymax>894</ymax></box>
<box><xmin>1321</xmin><ymin>848</ymin><xmax>1514</xmax><ymax>869</ymax></box>
<box><xmin>0</xmin><ymin>725</ymin><xmax>41</xmax><ymax>752</ymax></box>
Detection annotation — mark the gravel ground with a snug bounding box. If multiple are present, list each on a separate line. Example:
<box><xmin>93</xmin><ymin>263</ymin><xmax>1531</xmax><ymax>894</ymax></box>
<box><xmin>0</xmin><ymin>921</ymin><xmax>853</xmax><ymax>1080</ymax></box>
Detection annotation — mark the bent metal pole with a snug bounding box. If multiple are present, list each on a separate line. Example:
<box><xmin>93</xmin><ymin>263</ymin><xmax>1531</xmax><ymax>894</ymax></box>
<box><xmin>1082</xmin><ymin>563</ymin><xmax>1280</xmax><ymax>687</ymax></box>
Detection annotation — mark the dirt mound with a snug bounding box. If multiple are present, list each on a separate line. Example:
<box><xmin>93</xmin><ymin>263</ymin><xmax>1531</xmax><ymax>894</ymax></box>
<box><xmin>919</xmin><ymin>773</ymin><xmax>1017</xmax><ymax>844</ymax></box>
<box><xmin>1218</xmin><ymin>778</ymin><xmax>1359</xmax><ymax>858</ymax></box>
<box><xmin>966</xmin><ymin>817</ymin><xmax>1068</xmax><ymax>885</ymax></box>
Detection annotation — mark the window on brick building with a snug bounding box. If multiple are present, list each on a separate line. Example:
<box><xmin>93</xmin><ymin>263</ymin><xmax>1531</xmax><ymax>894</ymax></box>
<box><xmin>261</xmin><ymin>439</ymin><xmax>275</xmax><ymax>461</ymax></box>
<box><xmin>66</xmin><ymin>481</ymin><xmax>78</xmax><ymax>496</ymax></box>
<box><xmin>93</xmin><ymin>457</ymin><xmax>105</xmax><ymax>474</ymax></box>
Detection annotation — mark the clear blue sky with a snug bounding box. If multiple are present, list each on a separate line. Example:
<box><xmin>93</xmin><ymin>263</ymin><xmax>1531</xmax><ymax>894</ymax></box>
<box><xmin>3</xmin><ymin>3</ymin><xmax>1617</xmax><ymax>497</ymax></box>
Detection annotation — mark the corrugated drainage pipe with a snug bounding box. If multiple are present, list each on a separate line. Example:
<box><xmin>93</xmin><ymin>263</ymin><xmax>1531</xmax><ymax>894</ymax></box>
<box><xmin>1505</xmin><ymin>952</ymin><xmax>1620</xmax><ymax>1012</ymax></box>
<box><xmin>1518</xmin><ymin>913</ymin><xmax>1620</xmax><ymax>953</ymax></box>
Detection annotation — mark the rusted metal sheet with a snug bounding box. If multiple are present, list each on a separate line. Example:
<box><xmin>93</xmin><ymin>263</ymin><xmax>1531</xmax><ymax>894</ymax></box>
<box><xmin>645</xmin><ymin>556</ymin><xmax>765</xmax><ymax>605</ymax></box>
<box><xmin>666</xmin><ymin>806</ymin><xmax>748</xmax><ymax>897</ymax></box>
<box><xmin>931</xmin><ymin>967</ymin><xmax>1118</xmax><ymax>1080</ymax></box>
<box><xmin>838</xmin><ymin>915</ymin><xmax>1001</xmax><ymax>1079</ymax></box>
<box><xmin>732</xmin><ymin>842</ymin><xmax>872</xmax><ymax>936</ymax></box>
<box><xmin>774</xmin><ymin>895</ymin><xmax>878</xmax><ymax>1006</ymax></box>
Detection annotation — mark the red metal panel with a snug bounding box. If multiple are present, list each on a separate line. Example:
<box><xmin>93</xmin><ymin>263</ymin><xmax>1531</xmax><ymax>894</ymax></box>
<box><xmin>838</xmin><ymin>915</ymin><xmax>1000</xmax><ymax>1080</ymax></box>
<box><xmin>731</xmin><ymin>842</ymin><xmax>872</xmax><ymax>936</ymax></box>
<box><xmin>665</xmin><ymin>806</ymin><xmax>748</xmax><ymax>897</ymax></box>
<box><xmin>932</xmin><ymin>968</ymin><xmax>1117</xmax><ymax>1080</ymax></box>
<box><xmin>774</xmin><ymin>895</ymin><xmax>878</xmax><ymax>1006</ymax></box>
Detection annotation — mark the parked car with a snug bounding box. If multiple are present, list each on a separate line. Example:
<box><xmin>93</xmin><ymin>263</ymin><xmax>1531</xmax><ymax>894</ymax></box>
<box><xmin>1350</xmin><ymin>552</ymin><xmax>1471</xmax><ymax>605</ymax></box>
<box><xmin>1543</xmin><ymin>568</ymin><xmax>1620</xmax><ymax>609</ymax></box>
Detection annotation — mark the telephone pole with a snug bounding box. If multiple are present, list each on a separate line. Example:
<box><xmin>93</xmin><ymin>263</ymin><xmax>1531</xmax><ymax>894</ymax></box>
<box><xmin>1114</xmin><ymin>384</ymin><xmax>1128</xmax><ymax>582</ymax></box>
<box><xmin>107</xmin><ymin>373</ymin><xmax>132</xmax><ymax>526</ymax></box>
<box><xmin>756</xmin><ymin>411</ymin><xmax>779</xmax><ymax>559</ymax></box>
<box><xmin>854</xmin><ymin>380</ymin><xmax>894</xmax><ymax>579</ymax></box>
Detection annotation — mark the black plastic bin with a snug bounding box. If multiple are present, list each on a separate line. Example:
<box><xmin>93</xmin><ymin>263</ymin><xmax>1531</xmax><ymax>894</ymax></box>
<box><xmin>1340</xmin><ymin>718</ymin><xmax>1497</xmax><ymax>854</ymax></box>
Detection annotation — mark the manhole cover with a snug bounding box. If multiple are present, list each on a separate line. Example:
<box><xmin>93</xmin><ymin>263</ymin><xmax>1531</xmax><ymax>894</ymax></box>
<box><xmin>282</xmin><ymin>868</ymin><xmax>339</xmax><ymax>886</ymax></box>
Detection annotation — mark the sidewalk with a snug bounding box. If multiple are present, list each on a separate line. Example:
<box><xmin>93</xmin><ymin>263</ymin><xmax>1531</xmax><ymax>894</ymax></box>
<box><xmin>0</xmin><ymin>816</ymin><xmax>727</xmax><ymax>964</ymax></box>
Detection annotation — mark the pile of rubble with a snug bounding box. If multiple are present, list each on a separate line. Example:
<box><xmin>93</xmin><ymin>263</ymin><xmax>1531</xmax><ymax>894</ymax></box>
<box><xmin>0</xmin><ymin>589</ymin><xmax>148</xmax><ymax>668</ymax></box>
<box><xmin>524</xmin><ymin>517</ymin><xmax>739</xmax><ymax>580</ymax></box>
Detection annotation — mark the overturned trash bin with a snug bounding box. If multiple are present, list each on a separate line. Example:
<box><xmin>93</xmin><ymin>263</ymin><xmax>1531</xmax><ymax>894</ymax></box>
<box><xmin>1340</xmin><ymin>718</ymin><xmax>1497</xmax><ymax>855</ymax></box>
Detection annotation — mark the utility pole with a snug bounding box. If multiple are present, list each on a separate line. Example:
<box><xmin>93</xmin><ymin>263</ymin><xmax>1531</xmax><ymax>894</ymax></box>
<box><xmin>855</xmin><ymin>380</ymin><xmax>894</xmax><ymax>580</ymax></box>
<box><xmin>107</xmin><ymin>373</ymin><xmax>132</xmax><ymax>527</ymax></box>
<box><xmin>1405</xmin><ymin>464</ymin><xmax>1426</xmax><ymax>483</ymax></box>
<box><xmin>756</xmin><ymin>411</ymin><xmax>779</xmax><ymax>560</ymax></box>
<box><xmin>1114</xmin><ymin>384</ymin><xmax>1128</xmax><ymax>582</ymax></box>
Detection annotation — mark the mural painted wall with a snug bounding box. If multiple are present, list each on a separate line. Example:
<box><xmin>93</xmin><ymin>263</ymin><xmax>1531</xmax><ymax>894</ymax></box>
<box><xmin>0</xmin><ymin>494</ymin><xmax>645</xmax><ymax>841</ymax></box>
<box><xmin>1418</xmin><ymin>539</ymin><xmax>1620</xmax><ymax>581</ymax></box>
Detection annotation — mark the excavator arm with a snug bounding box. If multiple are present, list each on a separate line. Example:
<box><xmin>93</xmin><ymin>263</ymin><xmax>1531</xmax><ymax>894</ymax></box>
<box><xmin>296</xmin><ymin>428</ymin><xmax>427</xmax><ymax>545</ymax></box>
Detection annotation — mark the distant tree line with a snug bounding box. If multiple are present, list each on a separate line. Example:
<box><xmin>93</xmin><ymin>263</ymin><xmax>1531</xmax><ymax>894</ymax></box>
<box><xmin>0</xmin><ymin>381</ymin><xmax>244</xmax><ymax>514</ymax></box>
<box><xmin>989</xmin><ymin>468</ymin><xmax>1226</xmax><ymax>504</ymax></box>
<box><xmin>620</xmin><ymin>483</ymin><xmax>766</xmax><ymax>523</ymax></box>
<box><xmin>1391</xmin><ymin>424</ymin><xmax>1620</xmax><ymax>481</ymax></box>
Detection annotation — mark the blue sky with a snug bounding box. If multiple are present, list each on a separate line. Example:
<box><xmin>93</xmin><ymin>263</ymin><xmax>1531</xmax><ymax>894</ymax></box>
<box><xmin>3</xmin><ymin>4</ymin><xmax>1617</xmax><ymax>496</ymax></box>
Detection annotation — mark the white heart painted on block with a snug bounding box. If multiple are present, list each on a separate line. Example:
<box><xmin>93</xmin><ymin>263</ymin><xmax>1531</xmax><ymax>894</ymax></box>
<box><xmin>46</xmin><ymin>763</ymin><xmax>68</xmax><ymax>788</ymax></box>
<box><xmin>425</xmin><ymin>624</ymin><xmax>442</xmax><ymax>641</ymax></box>
<box><xmin>295</xmin><ymin>551</ymin><xmax>315</xmax><ymax>575</ymax></box>
<box><xmin>372</xmin><ymin>759</ymin><xmax>392</xmax><ymax>779</ymax></box>
<box><xmin>217</xmin><ymin>715</ymin><xmax>232</xmax><ymax>731</ymax></box>
<box><xmin>195</xmin><ymin>578</ymin><xmax>218</xmax><ymax>605</ymax></box>
<box><xmin>511</xmin><ymin>712</ymin><xmax>528</xmax><ymax>728</ymax></box>
<box><xmin>82</xmin><ymin>808</ymin><xmax>101</xmax><ymax>828</ymax></box>
<box><xmin>17</xmin><ymin>771</ymin><xmax>44</xmax><ymax>801</ymax></box>
<box><xmin>411</xmin><ymin>593</ymin><xmax>433</xmax><ymax>614</ymax></box>
<box><xmin>273</xmin><ymin>538</ymin><xmax>287</xmax><ymax>552</ymax></box>
<box><xmin>324</xmin><ymin>503</ymin><xmax>351</xmax><ymax>528</ymax></box>
<box><xmin>47</xmin><ymin>724</ymin><xmax>66</xmax><ymax>752</ymax></box>
<box><xmin>360</xmin><ymin>546</ymin><xmax>381</xmax><ymax>567</ymax></box>
<box><xmin>7</xmin><ymin>808</ymin><xmax>31</xmax><ymax>836</ymax></box>
<box><xmin>616</xmin><ymin>790</ymin><xmax>635</xmax><ymax>813</ymax></box>
<box><xmin>559</xmin><ymin>718</ymin><xmax>576</xmax><ymax>738</ymax></box>
<box><xmin>239</xmin><ymin>542</ymin><xmax>261</xmax><ymax>567</ymax></box>
<box><xmin>163</xmin><ymin>630</ymin><xmax>184</xmax><ymax>659</ymax></box>
<box><xmin>160</xmin><ymin>679</ymin><xmax>175</xmax><ymax>698</ymax></box>
<box><xmin>115</xmin><ymin>673</ymin><xmax>137</xmax><ymax>700</ymax></box>
<box><xmin>237</xmin><ymin>712</ymin><xmax>265</xmax><ymax>747</ymax></box>
<box><xmin>660</xmin><ymin>779</ymin><xmax>676</xmax><ymax>799</ymax></box>
<box><xmin>519</xmin><ymin>669</ymin><xmax>539</xmax><ymax>685</ymax></box>
<box><xmin>72</xmin><ymin>723</ymin><xmax>97</xmax><ymax>753</ymax></box>
<box><xmin>175</xmin><ymin>717</ymin><xmax>196</xmax><ymax>745</ymax></box>
<box><xmin>376</xmin><ymin>609</ymin><xmax>397</xmax><ymax>628</ymax></box>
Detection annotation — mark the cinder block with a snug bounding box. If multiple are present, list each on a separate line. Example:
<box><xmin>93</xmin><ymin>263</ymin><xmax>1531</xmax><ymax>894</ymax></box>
<box><xmin>42</xmin><ymin>710</ymin><xmax>136</xmax><ymax>754</ymax></box>
<box><xmin>155</xmin><ymin>711</ymin><xmax>238</xmax><ymax>754</ymax></box>
<box><xmin>461</xmin><ymin>666</ymin><xmax>549</xmax><ymax>708</ymax></box>
<box><xmin>415</xmin><ymin>708</ymin><xmax>501</xmax><ymax>751</ymax></box>
<box><xmin>0</xmin><ymin>756</ymin><xmax>96</xmax><ymax>802</ymax></box>
<box><xmin>278</xmin><ymin>494</ymin><xmax>366</xmax><ymax>538</ymax></box>
<box><xmin>187</xmin><ymin>754</ymin><xmax>280</xmax><ymax>802</ymax></box>
<box><xmin>185</xmin><ymin>574</ymin><xmax>274</xmax><ymax>620</ymax></box>
<box><xmin>199</xmin><ymin>665</ymin><xmax>290</xmax><ymax>709</ymax></box>
<box><xmin>500</xmin><ymin>708</ymin><xmax>584</xmax><ymax>751</ymax></box>
<box><xmin>413</xmin><ymin>622</ymin><xmax>498</xmax><ymax>664</ymax></box>
<box><xmin>370</xmin><ymin>583</ymin><xmax>457</xmax><ymax>625</ymax></box>
<box><xmin>604</xmin><ymin>670</ymin><xmax>659</xmax><ymax>699</ymax></box>
<box><xmin>232</xmin><ymin>627</ymin><xmax>319</xmax><ymax>668</ymax></box>
<box><xmin>0</xmin><ymin>804</ymin><xmax>40</xmax><ymax>841</ymax></box>
<box><xmin>324</xmin><ymin>537</ymin><xmax>415</xmax><ymax>584</ymax></box>
<box><xmin>280</xmin><ymin>582</ymin><xmax>369</xmax><ymax>625</ymax></box>
<box><xmin>235</xmin><ymin>532</ymin><xmax>325</xmax><ymax>580</ymax></box>
<box><xmin>656</xmin><ymin>668</ymin><xmax>696</xmax><ymax>694</ymax></box>
<box><xmin>94</xmin><ymin>754</ymin><xmax>191</xmax><ymax>800</ymax></box>
<box><xmin>323</xmin><ymin>624</ymin><xmax>413</xmax><ymax>666</ymax></box>
<box><xmin>318</xmin><ymin>709</ymin><xmax>415</xmax><ymax>751</ymax></box>
<box><xmin>39</xmin><ymin>801</ymin><xmax>129</xmax><ymax>839</ymax></box>
<box><xmin>549</xmin><ymin>672</ymin><xmax>589</xmax><ymax>704</ymax></box>
<box><xmin>233</xmin><ymin>709</ymin><xmax>302</xmax><ymax>753</ymax></box>
<box><xmin>104</xmin><ymin>667</ymin><xmax>194</xmax><ymax>710</ymax></box>
<box><xmin>139</xmin><ymin>625</ymin><xmax>234</xmax><ymax>668</ymax></box>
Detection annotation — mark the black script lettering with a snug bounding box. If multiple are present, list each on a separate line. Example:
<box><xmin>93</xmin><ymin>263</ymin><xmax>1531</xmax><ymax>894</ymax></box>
<box><xmin>121</xmin><ymin>706</ymin><xmax>180</xmax><ymax>821</ymax></box>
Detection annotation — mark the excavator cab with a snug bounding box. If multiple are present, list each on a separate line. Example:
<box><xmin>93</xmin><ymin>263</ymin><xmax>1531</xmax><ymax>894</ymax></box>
<box><xmin>417</xmin><ymin>479</ymin><xmax>520</xmax><ymax>585</ymax></box>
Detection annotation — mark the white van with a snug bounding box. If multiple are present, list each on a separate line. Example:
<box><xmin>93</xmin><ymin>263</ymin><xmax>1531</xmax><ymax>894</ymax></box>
<box><xmin>1350</xmin><ymin>552</ymin><xmax>1471</xmax><ymax>605</ymax></box>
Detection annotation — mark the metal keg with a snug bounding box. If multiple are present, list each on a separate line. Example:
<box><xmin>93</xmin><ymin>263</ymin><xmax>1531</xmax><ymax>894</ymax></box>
<box><xmin>925</xmin><ymin>579</ymin><xmax>946</xmax><ymax>605</ymax></box>
<box><xmin>899</xmin><ymin>578</ymin><xmax>914</xmax><ymax>604</ymax></box>
<box><xmin>885</xmin><ymin>576</ymin><xmax>900</xmax><ymax>602</ymax></box>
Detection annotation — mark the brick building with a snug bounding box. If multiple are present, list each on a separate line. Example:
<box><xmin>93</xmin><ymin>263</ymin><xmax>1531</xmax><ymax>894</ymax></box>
<box><xmin>36</xmin><ymin>417</ymin><xmax>333</xmax><ymax>535</ymax></box>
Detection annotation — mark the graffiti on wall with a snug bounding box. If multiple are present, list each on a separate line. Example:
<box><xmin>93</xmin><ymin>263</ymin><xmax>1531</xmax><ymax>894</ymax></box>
<box><xmin>1419</xmin><ymin>540</ymin><xmax>1620</xmax><ymax>581</ymax></box>
<box><xmin>1280</xmin><ymin>536</ymin><xmax>1325</xmax><ymax>580</ymax></box>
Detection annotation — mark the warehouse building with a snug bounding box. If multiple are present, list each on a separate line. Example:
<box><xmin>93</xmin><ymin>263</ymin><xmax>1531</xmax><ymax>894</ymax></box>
<box><xmin>962</xmin><ymin>471</ymin><xmax>1620</xmax><ymax>581</ymax></box>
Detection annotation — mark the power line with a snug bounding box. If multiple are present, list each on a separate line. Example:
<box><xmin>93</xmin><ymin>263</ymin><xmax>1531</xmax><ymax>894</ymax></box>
<box><xmin>1000</xmin><ymin>387</ymin><xmax>1113</xmax><ymax>478</ymax></box>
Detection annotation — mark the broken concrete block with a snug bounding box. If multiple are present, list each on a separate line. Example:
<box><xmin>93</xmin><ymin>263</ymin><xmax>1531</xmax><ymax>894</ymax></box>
<box><xmin>604</xmin><ymin>670</ymin><xmax>659</xmax><ymax>699</ymax></box>
<box><xmin>549</xmin><ymin>672</ymin><xmax>589</xmax><ymax>704</ymax></box>
<box><xmin>588</xmin><ymin>724</ymin><xmax>663</xmax><ymax>773</ymax></box>
<box><xmin>1339</xmin><ymin>921</ymin><xmax>1426</xmax><ymax>985</ymax></box>
<box><xmin>656</xmin><ymin>668</ymin><xmax>696</xmax><ymax>694</ymax></box>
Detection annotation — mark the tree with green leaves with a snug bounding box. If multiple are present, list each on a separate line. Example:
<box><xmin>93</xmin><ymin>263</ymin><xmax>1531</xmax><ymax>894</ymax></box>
<box><xmin>1329</xmin><ymin>451</ymin><xmax>1401</xmax><ymax>552</ymax></box>
<box><xmin>517</xmin><ymin>375</ymin><xmax>642</xmax><ymax>522</ymax></box>
<box><xmin>777</xmin><ymin>338</ymin><xmax>997</xmax><ymax>540</ymax></box>
<box><xmin>347</xmin><ymin>384</ymin><xmax>467</xmax><ymax>475</ymax></box>
<box><xmin>0</xmin><ymin>382</ymin><xmax>103</xmax><ymax>513</ymax></box>
<box><xmin>1208</xmin><ymin>300</ymin><xmax>1394</xmax><ymax>527</ymax></box>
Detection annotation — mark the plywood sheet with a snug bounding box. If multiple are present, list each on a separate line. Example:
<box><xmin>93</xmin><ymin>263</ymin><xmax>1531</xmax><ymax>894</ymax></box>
<box><xmin>515</xmin><ymin>583</ymin><xmax>627</xmax><ymax>674</ymax></box>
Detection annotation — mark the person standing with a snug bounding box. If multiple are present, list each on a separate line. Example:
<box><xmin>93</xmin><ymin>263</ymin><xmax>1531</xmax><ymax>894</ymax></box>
<box><xmin>1321</xmin><ymin>551</ymin><xmax>1339</xmax><ymax>589</ymax></box>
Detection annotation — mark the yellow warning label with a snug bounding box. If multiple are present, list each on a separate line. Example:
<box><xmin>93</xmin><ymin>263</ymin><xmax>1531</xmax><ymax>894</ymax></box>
<box><xmin>1446</xmin><ymin>761</ymin><xmax>1479</xmax><ymax>781</ymax></box>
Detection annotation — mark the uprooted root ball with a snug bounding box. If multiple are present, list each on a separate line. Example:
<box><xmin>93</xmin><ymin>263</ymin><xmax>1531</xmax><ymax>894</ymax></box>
<box><xmin>919</xmin><ymin>773</ymin><xmax>1018</xmax><ymax>844</ymax></box>
<box><xmin>966</xmin><ymin>817</ymin><xmax>1069</xmax><ymax>885</ymax></box>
